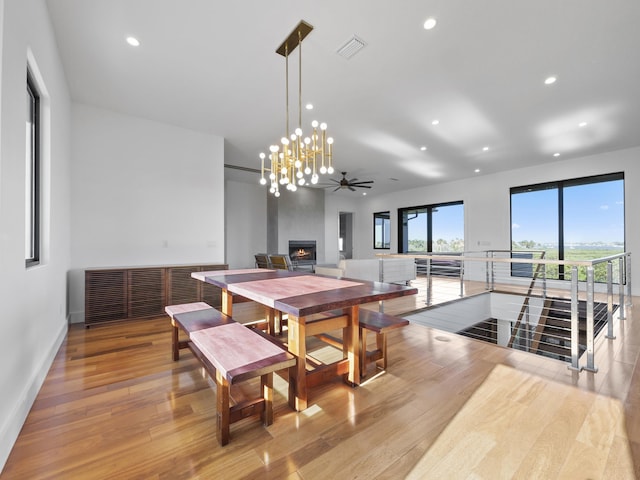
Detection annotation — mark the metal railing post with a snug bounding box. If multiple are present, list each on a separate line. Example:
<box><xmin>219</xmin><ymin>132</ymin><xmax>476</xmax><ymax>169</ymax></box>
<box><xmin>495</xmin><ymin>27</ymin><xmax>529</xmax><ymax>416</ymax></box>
<box><xmin>606</xmin><ymin>261</ymin><xmax>615</xmax><ymax>339</ymax></box>
<box><xmin>426</xmin><ymin>258</ymin><xmax>432</xmax><ymax>306</ymax></box>
<box><xmin>626</xmin><ymin>253</ymin><xmax>633</xmax><ymax>309</ymax></box>
<box><xmin>459</xmin><ymin>259</ymin><xmax>464</xmax><ymax>298</ymax></box>
<box><xmin>619</xmin><ymin>256</ymin><xmax>625</xmax><ymax>320</ymax></box>
<box><xmin>542</xmin><ymin>263</ymin><xmax>547</xmax><ymax>300</ymax></box>
<box><xmin>491</xmin><ymin>251</ymin><xmax>495</xmax><ymax>291</ymax></box>
<box><xmin>525</xmin><ymin>304</ymin><xmax>530</xmax><ymax>353</ymax></box>
<box><xmin>568</xmin><ymin>266</ymin><xmax>581</xmax><ymax>371</ymax></box>
<box><xmin>378</xmin><ymin>258</ymin><xmax>385</xmax><ymax>313</ymax></box>
<box><xmin>485</xmin><ymin>251</ymin><xmax>490</xmax><ymax>290</ymax></box>
<box><xmin>584</xmin><ymin>266</ymin><xmax>598</xmax><ymax>373</ymax></box>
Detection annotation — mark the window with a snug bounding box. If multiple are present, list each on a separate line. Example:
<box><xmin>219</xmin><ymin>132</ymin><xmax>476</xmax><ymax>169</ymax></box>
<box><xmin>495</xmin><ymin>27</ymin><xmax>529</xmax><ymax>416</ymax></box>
<box><xmin>373</xmin><ymin>211</ymin><xmax>390</xmax><ymax>249</ymax></box>
<box><xmin>26</xmin><ymin>70</ymin><xmax>40</xmax><ymax>266</ymax></box>
<box><xmin>511</xmin><ymin>173</ymin><xmax>624</xmax><ymax>281</ymax></box>
<box><xmin>398</xmin><ymin>201</ymin><xmax>464</xmax><ymax>253</ymax></box>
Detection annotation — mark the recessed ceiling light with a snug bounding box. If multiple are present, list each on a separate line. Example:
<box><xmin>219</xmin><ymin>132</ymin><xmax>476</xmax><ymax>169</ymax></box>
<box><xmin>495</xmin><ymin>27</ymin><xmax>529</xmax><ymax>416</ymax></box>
<box><xmin>420</xmin><ymin>146</ymin><xmax>427</xmax><ymax>151</ymax></box>
<box><xmin>544</xmin><ymin>76</ymin><xmax>557</xmax><ymax>85</ymax></box>
<box><xmin>423</xmin><ymin>18</ymin><xmax>437</xmax><ymax>30</ymax></box>
<box><xmin>474</xmin><ymin>169</ymin><xmax>480</xmax><ymax>173</ymax></box>
<box><xmin>553</xmin><ymin>152</ymin><xmax>560</xmax><ymax>157</ymax></box>
<box><xmin>126</xmin><ymin>36</ymin><xmax>140</xmax><ymax>47</ymax></box>
<box><xmin>362</xmin><ymin>192</ymin><xmax>367</xmax><ymax>196</ymax></box>
<box><xmin>578</xmin><ymin>121</ymin><xmax>587</xmax><ymax>127</ymax></box>
<box><xmin>431</xmin><ymin>119</ymin><xmax>439</xmax><ymax>125</ymax></box>
<box><xmin>482</xmin><ymin>146</ymin><xmax>489</xmax><ymax>151</ymax></box>
<box><xmin>305</xmin><ymin>103</ymin><xmax>314</xmax><ymax>110</ymax></box>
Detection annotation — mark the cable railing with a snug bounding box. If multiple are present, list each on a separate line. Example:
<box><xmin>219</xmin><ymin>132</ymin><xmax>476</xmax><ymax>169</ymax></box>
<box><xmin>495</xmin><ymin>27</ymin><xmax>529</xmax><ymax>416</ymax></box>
<box><xmin>379</xmin><ymin>250</ymin><xmax>632</xmax><ymax>373</ymax></box>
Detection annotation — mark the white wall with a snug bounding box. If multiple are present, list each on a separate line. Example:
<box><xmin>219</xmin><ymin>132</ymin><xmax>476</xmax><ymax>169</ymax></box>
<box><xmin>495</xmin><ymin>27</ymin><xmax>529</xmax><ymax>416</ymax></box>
<box><xmin>0</xmin><ymin>0</ymin><xmax>71</xmax><ymax>470</ymax></box>
<box><xmin>324</xmin><ymin>147</ymin><xmax>640</xmax><ymax>294</ymax></box>
<box><xmin>225</xmin><ymin>179</ymin><xmax>267</xmax><ymax>268</ymax></box>
<box><xmin>68</xmin><ymin>104</ymin><xmax>225</xmax><ymax>322</ymax></box>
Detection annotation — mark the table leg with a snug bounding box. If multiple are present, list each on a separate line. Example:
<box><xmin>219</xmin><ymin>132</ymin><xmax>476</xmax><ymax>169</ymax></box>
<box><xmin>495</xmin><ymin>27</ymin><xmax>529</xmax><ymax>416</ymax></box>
<box><xmin>346</xmin><ymin>306</ymin><xmax>361</xmax><ymax>385</ymax></box>
<box><xmin>221</xmin><ymin>289</ymin><xmax>233</xmax><ymax>316</ymax></box>
<box><xmin>287</xmin><ymin>314</ymin><xmax>307</xmax><ymax>411</ymax></box>
<box><xmin>265</xmin><ymin>307</ymin><xmax>275</xmax><ymax>336</ymax></box>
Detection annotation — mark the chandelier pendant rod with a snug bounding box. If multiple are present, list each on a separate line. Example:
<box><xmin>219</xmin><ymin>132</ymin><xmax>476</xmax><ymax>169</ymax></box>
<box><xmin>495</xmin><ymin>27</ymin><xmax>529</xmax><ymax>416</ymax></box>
<box><xmin>285</xmin><ymin>43</ymin><xmax>290</xmax><ymax>141</ymax></box>
<box><xmin>260</xmin><ymin>20</ymin><xmax>334</xmax><ymax>197</ymax></box>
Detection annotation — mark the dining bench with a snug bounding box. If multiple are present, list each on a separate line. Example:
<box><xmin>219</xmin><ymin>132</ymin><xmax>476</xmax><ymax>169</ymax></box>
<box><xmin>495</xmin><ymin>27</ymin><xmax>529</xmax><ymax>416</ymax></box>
<box><xmin>166</xmin><ymin>302</ymin><xmax>295</xmax><ymax>446</ymax></box>
<box><xmin>307</xmin><ymin>308</ymin><xmax>409</xmax><ymax>379</ymax></box>
<box><xmin>358</xmin><ymin>309</ymin><xmax>409</xmax><ymax>378</ymax></box>
<box><xmin>165</xmin><ymin>302</ymin><xmax>234</xmax><ymax>361</ymax></box>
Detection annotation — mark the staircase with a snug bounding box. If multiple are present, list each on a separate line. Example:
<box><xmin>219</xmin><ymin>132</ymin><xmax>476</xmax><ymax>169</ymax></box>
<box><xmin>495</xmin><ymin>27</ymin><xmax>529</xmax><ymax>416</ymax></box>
<box><xmin>458</xmin><ymin>297</ymin><xmax>613</xmax><ymax>362</ymax></box>
<box><xmin>458</xmin><ymin>318</ymin><xmax>498</xmax><ymax>344</ymax></box>
<box><xmin>511</xmin><ymin>298</ymin><xmax>611</xmax><ymax>361</ymax></box>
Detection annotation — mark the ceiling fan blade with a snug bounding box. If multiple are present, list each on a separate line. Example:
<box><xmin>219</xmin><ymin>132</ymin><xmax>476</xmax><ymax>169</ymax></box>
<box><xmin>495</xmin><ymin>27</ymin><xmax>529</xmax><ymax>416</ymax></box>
<box><xmin>349</xmin><ymin>186</ymin><xmax>356</xmax><ymax>191</ymax></box>
<box><xmin>348</xmin><ymin>178</ymin><xmax>358</xmax><ymax>183</ymax></box>
<box><xmin>333</xmin><ymin>186</ymin><xmax>341</xmax><ymax>192</ymax></box>
<box><xmin>351</xmin><ymin>180</ymin><xmax>374</xmax><ymax>185</ymax></box>
<box><xmin>355</xmin><ymin>185</ymin><xmax>372</xmax><ymax>189</ymax></box>
<box><xmin>330</xmin><ymin>179</ymin><xmax>340</xmax><ymax>184</ymax></box>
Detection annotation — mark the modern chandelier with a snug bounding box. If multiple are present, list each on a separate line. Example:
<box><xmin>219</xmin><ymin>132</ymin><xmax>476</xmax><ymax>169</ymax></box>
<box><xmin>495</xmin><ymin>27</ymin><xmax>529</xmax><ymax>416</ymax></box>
<box><xmin>259</xmin><ymin>20</ymin><xmax>334</xmax><ymax>197</ymax></box>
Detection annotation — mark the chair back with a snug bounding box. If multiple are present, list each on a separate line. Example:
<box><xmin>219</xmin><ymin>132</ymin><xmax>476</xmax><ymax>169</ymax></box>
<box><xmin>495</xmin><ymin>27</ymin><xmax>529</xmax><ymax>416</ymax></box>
<box><xmin>255</xmin><ymin>254</ymin><xmax>271</xmax><ymax>269</ymax></box>
<box><xmin>269</xmin><ymin>254</ymin><xmax>294</xmax><ymax>271</ymax></box>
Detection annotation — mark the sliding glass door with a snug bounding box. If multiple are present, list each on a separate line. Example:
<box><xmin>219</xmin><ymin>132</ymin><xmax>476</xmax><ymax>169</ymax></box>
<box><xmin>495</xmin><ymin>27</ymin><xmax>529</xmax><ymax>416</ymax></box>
<box><xmin>399</xmin><ymin>201</ymin><xmax>464</xmax><ymax>253</ymax></box>
<box><xmin>511</xmin><ymin>173</ymin><xmax>624</xmax><ymax>281</ymax></box>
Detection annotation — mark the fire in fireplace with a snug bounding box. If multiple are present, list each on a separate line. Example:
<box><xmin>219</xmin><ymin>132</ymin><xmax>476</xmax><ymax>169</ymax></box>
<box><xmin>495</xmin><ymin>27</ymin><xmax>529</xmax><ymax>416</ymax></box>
<box><xmin>288</xmin><ymin>240</ymin><xmax>317</xmax><ymax>265</ymax></box>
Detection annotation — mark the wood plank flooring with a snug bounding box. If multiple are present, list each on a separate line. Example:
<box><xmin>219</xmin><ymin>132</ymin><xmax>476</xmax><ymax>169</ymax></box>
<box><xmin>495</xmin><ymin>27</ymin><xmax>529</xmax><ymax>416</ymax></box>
<box><xmin>3</xmin><ymin>284</ymin><xmax>640</xmax><ymax>479</ymax></box>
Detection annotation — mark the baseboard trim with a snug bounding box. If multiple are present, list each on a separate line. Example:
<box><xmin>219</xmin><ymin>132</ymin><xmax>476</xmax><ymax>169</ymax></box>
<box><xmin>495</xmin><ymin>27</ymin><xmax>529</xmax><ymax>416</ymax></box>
<box><xmin>0</xmin><ymin>319</ymin><xmax>68</xmax><ymax>474</ymax></box>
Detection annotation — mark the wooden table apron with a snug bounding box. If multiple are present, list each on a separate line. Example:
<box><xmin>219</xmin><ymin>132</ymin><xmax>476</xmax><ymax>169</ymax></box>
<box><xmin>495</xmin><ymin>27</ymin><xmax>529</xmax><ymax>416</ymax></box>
<box><xmin>192</xmin><ymin>268</ymin><xmax>417</xmax><ymax>411</ymax></box>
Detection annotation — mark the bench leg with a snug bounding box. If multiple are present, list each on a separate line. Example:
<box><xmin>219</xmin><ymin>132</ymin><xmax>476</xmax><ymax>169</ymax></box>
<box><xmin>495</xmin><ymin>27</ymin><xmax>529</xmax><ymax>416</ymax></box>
<box><xmin>261</xmin><ymin>372</ymin><xmax>274</xmax><ymax>426</ymax></box>
<box><xmin>216</xmin><ymin>370</ymin><xmax>231</xmax><ymax>446</ymax></box>
<box><xmin>377</xmin><ymin>333</ymin><xmax>387</xmax><ymax>370</ymax></box>
<box><xmin>171</xmin><ymin>320</ymin><xmax>179</xmax><ymax>361</ymax></box>
<box><xmin>359</xmin><ymin>327</ymin><xmax>368</xmax><ymax>378</ymax></box>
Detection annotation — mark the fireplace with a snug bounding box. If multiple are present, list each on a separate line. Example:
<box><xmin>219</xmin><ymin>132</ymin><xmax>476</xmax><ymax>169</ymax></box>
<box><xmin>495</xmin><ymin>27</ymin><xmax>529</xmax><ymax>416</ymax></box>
<box><xmin>288</xmin><ymin>240</ymin><xmax>317</xmax><ymax>266</ymax></box>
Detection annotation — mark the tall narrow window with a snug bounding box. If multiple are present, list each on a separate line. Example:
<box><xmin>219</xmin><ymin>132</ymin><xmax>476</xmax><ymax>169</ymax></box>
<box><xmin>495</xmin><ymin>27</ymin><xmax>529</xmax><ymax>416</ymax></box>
<box><xmin>373</xmin><ymin>211</ymin><xmax>390</xmax><ymax>249</ymax></box>
<box><xmin>26</xmin><ymin>71</ymin><xmax>40</xmax><ymax>266</ymax></box>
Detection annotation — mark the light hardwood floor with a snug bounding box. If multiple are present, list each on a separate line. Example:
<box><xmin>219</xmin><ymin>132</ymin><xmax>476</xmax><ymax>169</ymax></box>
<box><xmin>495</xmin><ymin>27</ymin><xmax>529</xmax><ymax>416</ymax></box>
<box><xmin>3</xmin><ymin>283</ymin><xmax>640</xmax><ymax>479</ymax></box>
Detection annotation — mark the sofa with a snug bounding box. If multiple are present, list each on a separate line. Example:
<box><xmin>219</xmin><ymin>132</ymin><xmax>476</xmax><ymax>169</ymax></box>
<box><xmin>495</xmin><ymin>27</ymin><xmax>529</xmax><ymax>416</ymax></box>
<box><xmin>315</xmin><ymin>257</ymin><xmax>416</xmax><ymax>284</ymax></box>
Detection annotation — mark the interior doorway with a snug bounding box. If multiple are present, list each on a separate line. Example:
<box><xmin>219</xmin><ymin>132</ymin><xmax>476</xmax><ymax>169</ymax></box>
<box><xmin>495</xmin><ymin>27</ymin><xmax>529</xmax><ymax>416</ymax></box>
<box><xmin>339</xmin><ymin>212</ymin><xmax>353</xmax><ymax>259</ymax></box>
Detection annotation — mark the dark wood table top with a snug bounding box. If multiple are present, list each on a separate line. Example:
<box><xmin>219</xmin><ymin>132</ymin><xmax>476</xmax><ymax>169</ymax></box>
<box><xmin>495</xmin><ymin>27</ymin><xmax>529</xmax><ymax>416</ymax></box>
<box><xmin>192</xmin><ymin>269</ymin><xmax>418</xmax><ymax>317</ymax></box>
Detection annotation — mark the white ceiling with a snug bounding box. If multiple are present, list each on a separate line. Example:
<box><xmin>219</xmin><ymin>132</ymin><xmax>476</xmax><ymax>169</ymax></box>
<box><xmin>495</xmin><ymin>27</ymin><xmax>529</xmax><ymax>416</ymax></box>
<box><xmin>45</xmin><ymin>0</ymin><xmax>640</xmax><ymax>196</ymax></box>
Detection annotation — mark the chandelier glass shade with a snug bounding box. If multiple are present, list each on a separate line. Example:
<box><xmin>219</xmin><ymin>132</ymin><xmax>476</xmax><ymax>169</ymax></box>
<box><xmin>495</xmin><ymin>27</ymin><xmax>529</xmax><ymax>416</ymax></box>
<box><xmin>259</xmin><ymin>20</ymin><xmax>334</xmax><ymax>197</ymax></box>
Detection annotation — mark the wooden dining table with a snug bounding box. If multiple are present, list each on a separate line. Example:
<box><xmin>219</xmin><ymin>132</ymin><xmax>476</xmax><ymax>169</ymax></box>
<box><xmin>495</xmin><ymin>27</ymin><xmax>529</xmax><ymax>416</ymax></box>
<box><xmin>191</xmin><ymin>268</ymin><xmax>417</xmax><ymax>411</ymax></box>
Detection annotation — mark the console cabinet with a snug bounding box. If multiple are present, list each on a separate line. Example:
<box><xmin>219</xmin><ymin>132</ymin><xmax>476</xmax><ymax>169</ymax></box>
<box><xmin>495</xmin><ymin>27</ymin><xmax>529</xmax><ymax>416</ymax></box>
<box><xmin>85</xmin><ymin>264</ymin><xmax>227</xmax><ymax>326</ymax></box>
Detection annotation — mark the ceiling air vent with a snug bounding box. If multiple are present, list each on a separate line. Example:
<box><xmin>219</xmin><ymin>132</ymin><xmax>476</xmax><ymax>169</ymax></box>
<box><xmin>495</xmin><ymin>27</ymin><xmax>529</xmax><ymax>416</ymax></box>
<box><xmin>336</xmin><ymin>35</ymin><xmax>367</xmax><ymax>59</ymax></box>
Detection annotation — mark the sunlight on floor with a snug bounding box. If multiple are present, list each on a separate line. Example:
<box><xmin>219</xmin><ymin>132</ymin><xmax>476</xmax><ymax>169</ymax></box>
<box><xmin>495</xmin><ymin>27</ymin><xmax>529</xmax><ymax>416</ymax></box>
<box><xmin>405</xmin><ymin>364</ymin><xmax>636</xmax><ymax>479</ymax></box>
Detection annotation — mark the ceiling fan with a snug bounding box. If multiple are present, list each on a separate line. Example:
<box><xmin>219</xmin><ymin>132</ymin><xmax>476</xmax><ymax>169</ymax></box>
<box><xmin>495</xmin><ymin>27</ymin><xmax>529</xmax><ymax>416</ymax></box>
<box><xmin>323</xmin><ymin>172</ymin><xmax>374</xmax><ymax>192</ymax></box>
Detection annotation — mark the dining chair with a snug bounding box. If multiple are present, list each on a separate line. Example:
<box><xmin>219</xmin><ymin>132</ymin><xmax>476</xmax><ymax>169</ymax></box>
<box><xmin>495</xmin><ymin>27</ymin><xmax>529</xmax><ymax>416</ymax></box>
<box><xmin>268</xmin><ymin>254</ymin><xmax>294</xmax><ymax>271</ymax></box>
<box><xmin>255</xmin><ymin>254</ymin><xmax>272</xmax><ymax>269</ymax></box>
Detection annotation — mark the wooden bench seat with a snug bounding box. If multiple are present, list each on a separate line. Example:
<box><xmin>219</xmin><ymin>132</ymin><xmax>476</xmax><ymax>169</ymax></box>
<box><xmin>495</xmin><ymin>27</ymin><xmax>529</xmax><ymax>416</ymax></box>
<box><xmin>166</xmin><ymin>302</ymin><xmax>295</xmax><ymax>445</ymax></box>
<box><xmin>165</xmin><ymin>302</ymin><xmax>234</xmax><ymax>361</ymax></box>
<box><xmin>359</xmin><ymin>309</ymin><xmax>409</xmax><ymax>378</ymax></box>
<box><xmin>189</xmin><ymin>323</ymin><xmax>296</xmax><ymax>445</ymax></box>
